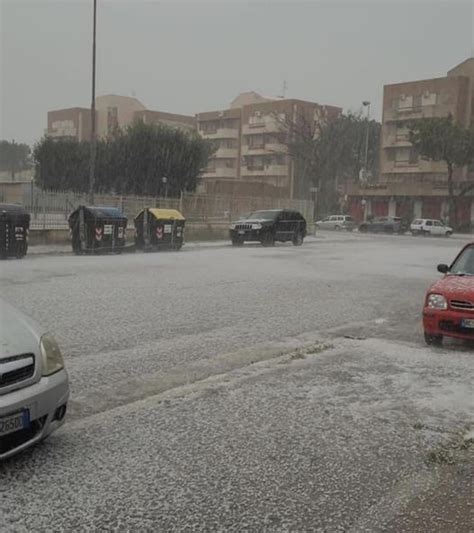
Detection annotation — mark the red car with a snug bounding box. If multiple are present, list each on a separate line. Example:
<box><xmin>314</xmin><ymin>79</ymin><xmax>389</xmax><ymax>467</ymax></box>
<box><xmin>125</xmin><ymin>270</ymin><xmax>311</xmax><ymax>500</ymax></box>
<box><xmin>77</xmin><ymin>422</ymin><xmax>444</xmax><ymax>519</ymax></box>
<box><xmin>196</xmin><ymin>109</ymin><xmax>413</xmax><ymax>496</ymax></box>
<box><xmin>423</xmin><ymin>242</ymin><xmax>474</xmax><ymax>345</ymax></box>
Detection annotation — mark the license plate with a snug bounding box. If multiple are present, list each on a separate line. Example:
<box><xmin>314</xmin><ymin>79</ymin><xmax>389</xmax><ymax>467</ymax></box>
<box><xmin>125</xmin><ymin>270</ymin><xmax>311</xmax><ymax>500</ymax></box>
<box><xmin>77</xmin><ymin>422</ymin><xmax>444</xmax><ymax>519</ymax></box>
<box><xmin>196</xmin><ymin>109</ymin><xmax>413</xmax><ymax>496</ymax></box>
<box><xmin>461</xmin><ymin>318</ymin><xmax>474</xmax><ymax>328</ymax></box>
<box><xmin>0</xmin><ymin>410</ymin><xmax>30</xmax><ymax>436</ymax></box>
<box><xmin>238</xmin><ymin>230</ymin><xmax>245</xmax><ymax>235</ymax></box>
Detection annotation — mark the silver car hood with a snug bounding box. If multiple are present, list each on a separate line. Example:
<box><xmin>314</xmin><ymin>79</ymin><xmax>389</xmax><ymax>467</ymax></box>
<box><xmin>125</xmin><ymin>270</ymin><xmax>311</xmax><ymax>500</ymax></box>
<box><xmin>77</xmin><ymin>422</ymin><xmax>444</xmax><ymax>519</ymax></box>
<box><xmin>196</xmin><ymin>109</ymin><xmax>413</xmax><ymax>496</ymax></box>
<box><xmin>0</xmin><ymin>299</ymin><xmax>43</xmax><ymax>359</ymax></box>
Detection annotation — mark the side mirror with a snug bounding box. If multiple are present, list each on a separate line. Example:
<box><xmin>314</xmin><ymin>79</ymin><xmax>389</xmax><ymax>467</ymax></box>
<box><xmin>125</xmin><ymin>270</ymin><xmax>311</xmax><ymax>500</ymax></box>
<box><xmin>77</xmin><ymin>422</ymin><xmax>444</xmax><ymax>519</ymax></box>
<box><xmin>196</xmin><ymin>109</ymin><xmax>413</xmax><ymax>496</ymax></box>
<box><xmin>437</xmin><ymin>264</ymin><xmax>449</xmax><ymax>274</ymax></box>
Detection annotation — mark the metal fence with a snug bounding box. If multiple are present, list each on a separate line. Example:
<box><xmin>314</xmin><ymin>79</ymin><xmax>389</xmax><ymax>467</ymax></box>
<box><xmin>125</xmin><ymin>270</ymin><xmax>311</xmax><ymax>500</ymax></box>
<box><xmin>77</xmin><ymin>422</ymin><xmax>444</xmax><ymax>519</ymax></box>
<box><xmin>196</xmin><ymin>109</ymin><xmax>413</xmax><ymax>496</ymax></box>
<box><xmin>16</xmin><ymin>186</ymin><xmax>314</xmax><ymax>229</ymax></box>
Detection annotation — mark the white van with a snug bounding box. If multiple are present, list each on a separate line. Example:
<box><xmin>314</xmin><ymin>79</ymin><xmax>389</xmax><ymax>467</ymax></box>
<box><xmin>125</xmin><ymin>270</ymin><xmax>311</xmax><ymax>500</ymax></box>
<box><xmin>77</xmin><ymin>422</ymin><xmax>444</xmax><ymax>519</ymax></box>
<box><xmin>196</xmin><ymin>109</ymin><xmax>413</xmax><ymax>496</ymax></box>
<box><xmin>410</xmin><ymin>219</ymin><xmax>453</xmax><ymax>237</ymax></box>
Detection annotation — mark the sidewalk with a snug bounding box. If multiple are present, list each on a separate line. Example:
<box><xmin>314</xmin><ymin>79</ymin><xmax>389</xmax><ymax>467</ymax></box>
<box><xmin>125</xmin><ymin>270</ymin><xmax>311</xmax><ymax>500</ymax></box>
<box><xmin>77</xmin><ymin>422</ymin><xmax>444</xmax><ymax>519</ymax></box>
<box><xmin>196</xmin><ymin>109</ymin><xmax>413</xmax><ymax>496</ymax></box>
<box><xmin>27</xmin><ymin>236</ymin><xmax>321</xmax><ymax>256</ymax></box>
<box><xmin>26</xmin><ymin>240</ymin><xmax>233</xmax><ymax>256</ymax></box>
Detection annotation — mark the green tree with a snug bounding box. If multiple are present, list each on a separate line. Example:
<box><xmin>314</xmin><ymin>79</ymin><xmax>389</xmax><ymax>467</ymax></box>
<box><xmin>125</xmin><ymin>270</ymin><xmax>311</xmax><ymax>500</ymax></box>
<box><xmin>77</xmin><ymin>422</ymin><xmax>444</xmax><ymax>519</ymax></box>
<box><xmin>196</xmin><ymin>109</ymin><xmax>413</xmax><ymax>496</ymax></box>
<box><xmin>0</xmin><ymin>140</ymin><xmax>32</xmax><ymax>179</ymax></box>
<box><xmin>408</xmin><ymin>116</ymin><xmax>474</xmax><ymax>227</ymax></box>
<box><xmin>282</xmin><ymin>112</ymin><xmax>380</xmax><ymax>212</ymax></box>
<box><xmin>33</xmin><ymin>122</ymin><xmax>215</xmax><ymax>195</ymax></box>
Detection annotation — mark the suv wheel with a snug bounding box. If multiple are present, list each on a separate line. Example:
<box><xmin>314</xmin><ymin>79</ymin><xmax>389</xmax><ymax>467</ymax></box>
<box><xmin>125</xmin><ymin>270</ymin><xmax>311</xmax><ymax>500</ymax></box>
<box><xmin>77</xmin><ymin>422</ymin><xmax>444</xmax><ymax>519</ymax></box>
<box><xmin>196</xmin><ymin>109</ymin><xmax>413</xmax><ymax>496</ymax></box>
<box><xmin>292</xmin><ymin>232</ymin><xmax>304</xmax><ymax>246</ymax></box>
<box><xmin>261</xmin><ymin>232</ymin><xmax>275</xmax><ymax>247</ymax></box>
<box><xmin>424</xmin><ymin>332</ymin><xmax>443</xmax><ymax>346</ymax></box>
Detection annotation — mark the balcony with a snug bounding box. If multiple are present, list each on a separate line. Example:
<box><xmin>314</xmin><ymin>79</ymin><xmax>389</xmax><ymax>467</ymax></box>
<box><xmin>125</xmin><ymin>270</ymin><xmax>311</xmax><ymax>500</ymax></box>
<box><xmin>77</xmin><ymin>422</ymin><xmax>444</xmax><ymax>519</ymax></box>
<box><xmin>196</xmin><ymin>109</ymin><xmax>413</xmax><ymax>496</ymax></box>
<box><xmin>242</xmin><ymin>118</ymin><xmax>282</xmax><ymax>135</ymax></box>
<box><xmin>241</xmin><ymin>143</ymin><xmax>287</xmax><ymax>156</ymax></box>
<box><xmin>384</xmin><ymin>104</ymin><xmax>453</xmax><ymax>122</ymax></box>
<box><xmin>202</xmin><ymin>167</ymin><xmax>238</xmax><ymax>179</ymax></box>
<box><xmin>241</xmin><ymin>164</ymin><xmax>289</xmax><ymax>177</ymax></box>
<box><xmin>382</xmin><ymin>136</ymin><xmax>412</xmax><ymax>148</ymax></box>
<box><xmin>382</xmin><ymin>159</ymin><xmax>446</xmax><ymax>174</ymax></box>
<box><xmin>199</xmin><ymin>128</ymin><xmax>239</xmax><ymax>139</ymax></box>
<box><xmin>214</xmin><ymin>147</ymin><xmax>238</xmax><ymax>158</ymax></box>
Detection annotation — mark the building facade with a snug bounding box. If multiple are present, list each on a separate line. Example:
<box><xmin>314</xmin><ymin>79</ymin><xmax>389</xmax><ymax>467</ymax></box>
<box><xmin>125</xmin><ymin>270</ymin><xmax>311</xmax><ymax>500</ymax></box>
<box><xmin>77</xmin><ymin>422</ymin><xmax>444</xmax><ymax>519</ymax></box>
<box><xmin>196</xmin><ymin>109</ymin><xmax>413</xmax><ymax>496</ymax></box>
<box><xmin>197</xmin><ymin>93</ymin><xmax>341</xmax><ymax>198</ymax></box>
<box><xmin>47</xmin><ymin>95</ymin><xmax>195</xmax><ymax>141</ymax></box>
<box><xmin>47</xmin><ymin>107</ymin><xmax>93</xmax><ymax>141</ymax></box>
<box><xmin>347</xmin><ymin>58</ymin><xmax>474</xmax><ymax>228</ymax></box>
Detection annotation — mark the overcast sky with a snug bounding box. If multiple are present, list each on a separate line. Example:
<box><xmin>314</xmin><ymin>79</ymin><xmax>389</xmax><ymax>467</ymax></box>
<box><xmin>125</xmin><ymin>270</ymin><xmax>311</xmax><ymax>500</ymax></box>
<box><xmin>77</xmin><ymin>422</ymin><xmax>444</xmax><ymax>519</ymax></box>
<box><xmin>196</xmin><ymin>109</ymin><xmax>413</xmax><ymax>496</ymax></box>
<box><xmin>1</xmin><ymin>0</ymin><xmax>473</xmax><ymax>145</ymax></box>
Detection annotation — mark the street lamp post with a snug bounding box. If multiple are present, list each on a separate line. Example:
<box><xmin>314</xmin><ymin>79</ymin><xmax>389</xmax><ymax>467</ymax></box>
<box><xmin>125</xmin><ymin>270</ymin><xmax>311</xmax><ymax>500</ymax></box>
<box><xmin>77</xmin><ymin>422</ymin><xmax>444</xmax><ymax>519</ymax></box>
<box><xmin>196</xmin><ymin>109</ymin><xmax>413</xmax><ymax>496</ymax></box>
<box><xmin>88</xmin><ymin>0</ymin><xmax>97</xmax><ymax>204</ymax></box>
<box><xmin>11</xmin><ymin>139</ymin><xmax>16</xmax><ymax>182</ymax></box>
<box><xmin>362</xmin><ymin>101</ymin><xmax>371</xmax><ymax>181</ymax></box>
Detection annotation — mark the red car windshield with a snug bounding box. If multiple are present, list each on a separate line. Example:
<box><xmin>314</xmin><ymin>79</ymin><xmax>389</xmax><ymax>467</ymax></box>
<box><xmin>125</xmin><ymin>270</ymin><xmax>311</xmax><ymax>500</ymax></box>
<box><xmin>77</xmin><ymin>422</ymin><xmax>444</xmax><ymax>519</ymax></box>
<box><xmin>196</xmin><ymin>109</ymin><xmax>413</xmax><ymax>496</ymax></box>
<box><xmin>450</xmin><ymin>245</ymin><xmax>474</xmax><ymax>275</ymax></box>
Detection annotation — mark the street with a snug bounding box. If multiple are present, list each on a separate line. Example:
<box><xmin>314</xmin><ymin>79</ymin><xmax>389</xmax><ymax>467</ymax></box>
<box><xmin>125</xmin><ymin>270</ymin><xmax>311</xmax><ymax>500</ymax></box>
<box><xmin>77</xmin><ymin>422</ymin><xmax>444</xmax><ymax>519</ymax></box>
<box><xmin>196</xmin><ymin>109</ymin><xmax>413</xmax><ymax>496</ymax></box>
<box><xmin>1</xmin><ymin>233</ymin><xmax>473</xmax><ymax>531</ymax></box>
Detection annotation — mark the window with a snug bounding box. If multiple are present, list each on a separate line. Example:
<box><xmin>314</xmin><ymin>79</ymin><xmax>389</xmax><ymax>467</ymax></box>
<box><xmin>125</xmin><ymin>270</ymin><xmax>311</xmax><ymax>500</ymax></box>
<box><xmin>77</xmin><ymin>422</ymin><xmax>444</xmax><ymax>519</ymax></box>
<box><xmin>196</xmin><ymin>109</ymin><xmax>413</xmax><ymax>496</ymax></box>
<box><xmin>201</xmin><ymin>121</ymin><xmax>219</xmax><ymax>134</ymax></box>
<box><xmin>413</xmin><ymin>95</ymin><xmax>422</xmax><ymax>111</ymax></box>
<box><xmin>220</xmin><ymin>139</ymin><xmax>236</xmax><ymax>149</ymax></box>
<box><xmin>425</xmin><ymin>220</ymin><xmax>433</xmax><ymax>226</ymax></box>
<box><xmin>450</xmin><ymin>245</ymin><xmax>474</xmax><ymax>275</ymax></box>
<box><xmin>396</xmin><ymin>127</ymin><xmax>409</xmax><ymax>142</ymax></box>
<box><xmin>395</xmin><ymin>147</ymin><xmax>418</xmax><ymax>167</ymax></box>
<box><xmin>107</xmin><ymin>106</ymin><xmax>118</xmax><ymax>133</ymax></box>
<box><xmin>248</xmin><ymin>135</ymin><xmax>264</xmax><ymax>148</ymax></box>
<box><xmin>408</xmin><ymin>148</ymin><xmax>419</xmax><ymax>165</ymax></box>
<box><xmin>247</xmin><ymin>155</ymin><xmax>264</xmax><ymax>170</ymax></box>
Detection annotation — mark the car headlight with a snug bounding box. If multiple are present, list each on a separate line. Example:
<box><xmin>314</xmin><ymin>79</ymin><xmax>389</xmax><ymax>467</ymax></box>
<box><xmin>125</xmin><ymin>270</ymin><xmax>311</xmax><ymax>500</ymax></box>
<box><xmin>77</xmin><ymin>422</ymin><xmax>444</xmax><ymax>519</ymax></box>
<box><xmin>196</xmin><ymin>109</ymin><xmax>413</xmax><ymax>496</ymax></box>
<box><xmin>251</xmin><ymin>223</ymin><xmax>262</xmax><ymax>230</ymax></box>
<box><xmin>426</xmin><ymin>294</ymin><xmax>447</xmax><ymax>310</ymax></box>
<box><xmin>40</xmin><ymin>333</ymin><xmax>65</xmax><ymax>376</ymax></box>
<box><xmin>229</xmin><ymin>224</ymin><xmax>236</xmax><ymax>230</ymax></box>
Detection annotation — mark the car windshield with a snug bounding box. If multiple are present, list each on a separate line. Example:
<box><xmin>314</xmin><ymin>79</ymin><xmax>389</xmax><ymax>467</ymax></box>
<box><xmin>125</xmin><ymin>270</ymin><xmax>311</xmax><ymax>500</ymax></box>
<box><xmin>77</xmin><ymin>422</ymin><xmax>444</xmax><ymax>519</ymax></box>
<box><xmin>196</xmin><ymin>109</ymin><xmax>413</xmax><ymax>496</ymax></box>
<box><xmin>449</xmin><ymin>245</ymin><xmax>474</xmax><ymax>275</ymax></box>
<box><xmin>246</xmin><ymin>210</ymin><xmax>279</xmax><ymax>220</ymax></box>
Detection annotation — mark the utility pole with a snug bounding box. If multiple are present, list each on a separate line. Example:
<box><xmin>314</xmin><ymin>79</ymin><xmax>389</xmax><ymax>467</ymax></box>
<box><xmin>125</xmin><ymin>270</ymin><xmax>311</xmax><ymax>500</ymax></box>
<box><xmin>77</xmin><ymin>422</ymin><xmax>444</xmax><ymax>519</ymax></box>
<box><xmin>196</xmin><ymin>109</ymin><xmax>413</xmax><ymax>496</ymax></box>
<box><xmin>362</xmin><ymin>101</ymin><xmax>371</xmax><ymax>181</ymax></box>
<box><xmin>88</xmin><ymin>0</ymin><xmax>97</xmax><ymax>204</ymax></box>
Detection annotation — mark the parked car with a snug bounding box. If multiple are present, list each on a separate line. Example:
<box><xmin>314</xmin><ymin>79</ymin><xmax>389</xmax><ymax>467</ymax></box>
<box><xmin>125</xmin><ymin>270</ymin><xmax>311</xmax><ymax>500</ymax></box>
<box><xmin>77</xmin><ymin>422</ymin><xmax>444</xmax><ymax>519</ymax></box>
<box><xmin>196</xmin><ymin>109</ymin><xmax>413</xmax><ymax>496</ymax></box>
<box><xmin>423</xmin><ymin>242</ymin><xmax>474</xmax><ymax>345</ymax></box>
<box><xmin>0</xmin><ymin>300</ymin><xmax>69</xmax><ymax>460</ymax></box>
<box><xmin>229</xmin><ymin>209</ymin><xmax>306</xmax><ymax>247</ymax></box>
<box><xmin>358</xmin><ymin>216</ymin><xmax>408</xmax><ymax>234</ymax></box>
<box><xmin>410</xmin><ymin>218</ymin><xmax>453</xmax><ymax>237</ymax></box>
<box><xmin>315</xmin><ymin>215</ymin><xmax>355</xmax><ymax>231</ymax></box>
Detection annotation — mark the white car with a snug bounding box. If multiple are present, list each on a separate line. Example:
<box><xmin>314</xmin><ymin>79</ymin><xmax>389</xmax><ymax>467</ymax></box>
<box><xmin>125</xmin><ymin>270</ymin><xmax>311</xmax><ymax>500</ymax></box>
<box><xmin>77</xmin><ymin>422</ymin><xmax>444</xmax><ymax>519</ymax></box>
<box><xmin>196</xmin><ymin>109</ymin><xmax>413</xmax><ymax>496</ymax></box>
<box><xmin>316</xmin><ymin>215</ymin><xmax>355</xmax><ymax>231</ymax></box>
<box><xmin>410</xmin><ymin>219</ymin><xmax>453</xmax><ymax>237</ymax></box>
<box><xmin>0</xmin><ymin>300</ymin><xmax>69</xmax><ymax>460</ymax></box>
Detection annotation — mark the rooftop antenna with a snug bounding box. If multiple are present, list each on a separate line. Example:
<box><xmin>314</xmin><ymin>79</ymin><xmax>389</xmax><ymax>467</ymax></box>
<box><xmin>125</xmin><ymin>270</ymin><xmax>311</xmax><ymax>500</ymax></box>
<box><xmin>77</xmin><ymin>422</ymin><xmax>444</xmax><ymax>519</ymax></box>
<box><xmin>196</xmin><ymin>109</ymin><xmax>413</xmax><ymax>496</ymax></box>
<box><xmin>278</xmin><ymin>80</ymin><xmax>287</xmax><ymax>99</ymax></box>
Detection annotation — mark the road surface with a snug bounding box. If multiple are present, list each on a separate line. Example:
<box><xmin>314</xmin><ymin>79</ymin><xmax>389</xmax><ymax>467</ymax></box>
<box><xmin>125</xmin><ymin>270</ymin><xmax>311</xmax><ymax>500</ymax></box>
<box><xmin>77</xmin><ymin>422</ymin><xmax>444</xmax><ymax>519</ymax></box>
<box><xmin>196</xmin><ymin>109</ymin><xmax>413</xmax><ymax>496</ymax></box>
<box><xmin>1</xmin><ymin>233</ymin><xmax>473</xmax><ymax>531</ymax></box>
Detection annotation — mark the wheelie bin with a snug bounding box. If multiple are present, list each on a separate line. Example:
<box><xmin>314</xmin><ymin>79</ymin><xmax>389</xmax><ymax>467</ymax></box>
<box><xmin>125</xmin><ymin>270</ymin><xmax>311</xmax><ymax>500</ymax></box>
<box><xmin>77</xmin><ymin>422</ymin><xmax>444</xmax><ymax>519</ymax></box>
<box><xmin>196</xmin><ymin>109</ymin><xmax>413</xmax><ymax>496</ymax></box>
<box><xmin>134</xmin><ymin>208</ymin><xmax>185</xmax><ymax>251</ymax></box>
<box><xmin>0</xmin><ymin>203</ymin><xmax>30</xmax><ymax>259</ymax></box>
<box><xmin>68</xmin><ymin>205</ymin><xmax>128</xmax><ymax>254</ymax></box>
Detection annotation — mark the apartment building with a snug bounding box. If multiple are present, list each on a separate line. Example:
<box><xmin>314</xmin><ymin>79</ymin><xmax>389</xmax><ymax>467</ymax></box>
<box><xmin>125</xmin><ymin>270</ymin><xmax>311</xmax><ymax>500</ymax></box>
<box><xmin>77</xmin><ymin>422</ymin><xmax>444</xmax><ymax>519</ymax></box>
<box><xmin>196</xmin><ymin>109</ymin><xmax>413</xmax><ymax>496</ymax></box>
<box><xmin>197</xmin><ymin>93</ymin><xmax>341</xmax><ymax>198</ymax></box>
<box><xmin>380</xmin><ymin>57</ymin><xmax>474</xmax><ymax>182</ymax></box>
<box><xmin>196</xmin><ymin>107</ymin><xmax>242</xmax><ymax>183</ymax></box>
<box><xmin>47</xmin><ymin>107</ymin><xmax>92</xmax><ymax>141</ymax></box>
<box><xmin>347</xmin><ymin>58</ymin><xmax>474</xmax><ymax>227</ymax></box>
<box><xmin>47</xmin><ymin>95</ymin><xmax>195</xmax><ymax>141</ymax></box>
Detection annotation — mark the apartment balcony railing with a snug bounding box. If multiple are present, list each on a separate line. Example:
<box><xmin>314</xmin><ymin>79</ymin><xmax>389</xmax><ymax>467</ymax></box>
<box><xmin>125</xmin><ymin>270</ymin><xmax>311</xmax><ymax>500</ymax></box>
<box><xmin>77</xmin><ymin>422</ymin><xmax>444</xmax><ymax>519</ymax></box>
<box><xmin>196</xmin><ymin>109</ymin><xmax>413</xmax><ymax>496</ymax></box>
<box><xmin>199</xmin><ymin>128</ymin><xmax>240</xmax><ymax>139</ymax></box>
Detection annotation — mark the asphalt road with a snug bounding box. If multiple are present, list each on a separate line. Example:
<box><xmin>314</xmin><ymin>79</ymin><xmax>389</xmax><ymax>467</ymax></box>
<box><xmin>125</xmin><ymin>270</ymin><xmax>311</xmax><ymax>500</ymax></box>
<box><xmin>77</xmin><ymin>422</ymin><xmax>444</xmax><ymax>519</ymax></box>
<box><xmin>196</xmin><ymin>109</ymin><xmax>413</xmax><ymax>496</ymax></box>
<box><xmin>1</xmin><ymin>233</ymin><xmax>473</xmax><ymax>531</ymax></box>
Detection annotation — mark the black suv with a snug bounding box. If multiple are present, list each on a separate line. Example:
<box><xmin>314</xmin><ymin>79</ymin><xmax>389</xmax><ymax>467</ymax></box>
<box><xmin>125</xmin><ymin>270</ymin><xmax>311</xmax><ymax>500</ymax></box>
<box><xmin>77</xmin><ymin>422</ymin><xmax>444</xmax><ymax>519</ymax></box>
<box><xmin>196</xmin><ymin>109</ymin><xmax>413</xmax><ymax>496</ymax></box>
<box><xmin>229</xmin><ymin>209</ymin><xmax>307</xmax><ymax>246</ymax></box>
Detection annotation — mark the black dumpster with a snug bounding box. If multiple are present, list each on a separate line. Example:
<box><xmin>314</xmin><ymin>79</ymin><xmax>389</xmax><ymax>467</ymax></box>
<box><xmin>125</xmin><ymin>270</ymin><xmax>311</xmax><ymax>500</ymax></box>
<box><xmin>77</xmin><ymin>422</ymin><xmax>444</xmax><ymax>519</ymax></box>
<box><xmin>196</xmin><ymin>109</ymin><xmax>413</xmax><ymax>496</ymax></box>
<box><xmin>68</xmin><ymin>205</ymin><xmax>128</xmax><ymax>254</ymax></box>
<box><xmin>134</xmin><ymin>208</ymin><xmax>185</xmax><ymax>251</ymax></box>
<box><xmin>0</xmin><ymin>203</ymin><xmax>30</xmax><ymax>259</ymax></box>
